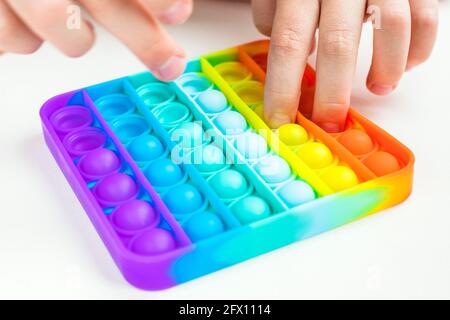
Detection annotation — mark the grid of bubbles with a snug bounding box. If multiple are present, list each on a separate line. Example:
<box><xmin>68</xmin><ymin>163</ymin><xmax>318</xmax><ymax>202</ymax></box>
<box><xmin>211</xmin><ymin>58</ymin><xmax>364</xmax><ymax>192</ymax></box>
<box><xmin>47</xmin><ymin>99</ymin><xmax>181</xmax><ymax>256</ymax></box>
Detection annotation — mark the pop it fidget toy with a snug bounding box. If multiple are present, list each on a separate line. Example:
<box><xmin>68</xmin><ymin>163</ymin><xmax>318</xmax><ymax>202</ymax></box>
<box><xmin>40</xmin><ymin>40</ymin><xmax>414</xmax><ymax>290</ymax></box>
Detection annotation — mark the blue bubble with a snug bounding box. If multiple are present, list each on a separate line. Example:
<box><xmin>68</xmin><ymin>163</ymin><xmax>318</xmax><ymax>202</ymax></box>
<box><xmin>278</xmin><ymin>180</ymin><xmax>316</xmax><ymax>208</ymax></box>
<box><xmin>214</xmin><ymin>111</ymin><xmax>247</xmax><ymax>136</ymax></box>
<box><xmin>196</xmin><ymin>90</ymin><xmax>228</xmax><ymax>114</ymax></box>
<box><xmin>209</xmin><ymin>169</ymin><xmax>249</xmax><ymax>199</ymax></box>
<box><xmin>171</xmin><ymin>122</ymin><xmax>205</xmax><ymax>148</ymax></box>
<box><xmin>235</xmin><ymin>131</ymin><xmax>268</xmax><ymax>159</ymax></box>
<box><xmin>145</xmin><ymin>158</ymin><xmax>184</xmax><ymax>187</ymax></box>
<box><xmin>184</xmin><ymin>212</ymin><xmax>225</xmax><ymax>242</ymax></box>
<box><xmin>128</xmin><ymin>134</ymin><xmax>164</xmax><ymax>162</ymax></box>
<box><xmin>254</xmin><ymin>155</ymin><xmax>292</xmax><ymax>184</ymax></box>
<box><xmin>163</xmin><ymin>184</ymin><xmax>204</xmax><ymax>214</ymax></box>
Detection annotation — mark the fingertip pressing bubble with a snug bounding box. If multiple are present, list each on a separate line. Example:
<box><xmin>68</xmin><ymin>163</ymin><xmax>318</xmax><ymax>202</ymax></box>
<box><xmin>363</xmin><ymin>151</ymin><xmax>400</xmax><ymax>176</ymax></box>
<box><xmin>254</xmin><ymin>155</ymin><xmax>292</xmax><ymax>184</ymax></box>
<box><xmin>145</xmin><ymin>158</ymin><xmax>184</xmax><ymax>188</ymax></box>
<box><xmin>79</xmin><ymin>148</ymin><xmax>121</xmax><ymax>179</ymax></box>
<box><xmin>184</xmin><ymin>212</ymin><xmax>225</xmax><ymax>242</ymax></box>
<box><xmin>209</xmin><ymin>169</ymin><xmax>249</xmax><ymax>200</ymax></box>
<box><xmin>337</xmin><ymin>129</ymin><xmax>374</xmax><ymax>155</ymax></box>
<box><xmin>277</xmin><ymin>124</ymin><xmax>309</xmax><ymax>147</ymax></box>
<box><xmin>214</xmin><ymin>110</ymin><xmax>248</xmax><ymax>136</ymax></box>
<box><xmin>163</xmin><ymin>184</ymin><xmax>204</xmax><ymax>215</ymax></box>
<box><xmin>321</xmin><ymin>166</ymin><xmax>359</xmax><ymax>192</ymax></box>
<box><xmin>297</xmin><ymin>142</ymin><xmax>334</xmax><ymax>169</ymax></box>
<box><xmin>278</xmin><ymin>180</ymin><xmax>316</xmax><ymax>208</ymax></box>
<box><xmin>196</xmin><ymin>90</ymin><xmax>228</xmax><ymax>114</ymax></box>
<box><xmin>95</xmin><ymin>173</ymin><xmax>139</xmax><ymax>204</ymax></box>
<box><xmin>234</xmin><ymin>131</ymin><xmax>268</xmax><ymax>159</ymax></box>
<box><xmin>112</xmin><ymin>200</ymin><xmax>158</xmax><ymax>233</ymax></box>
<box><xmin>232</xmin><ymin>196</ymin><xmax>271</xmax><ymax>224</ymax></box>
<box><xmin>130</xmin><ymin>228</ymin><xmax>176</xmax><ymax>255</ymax></box>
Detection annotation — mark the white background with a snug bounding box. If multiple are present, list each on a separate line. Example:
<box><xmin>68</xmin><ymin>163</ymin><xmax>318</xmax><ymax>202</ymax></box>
<box><xmin>0</xmin><ymin>0</ymin><xmax>449</xmax><ymax>299</ymax></box>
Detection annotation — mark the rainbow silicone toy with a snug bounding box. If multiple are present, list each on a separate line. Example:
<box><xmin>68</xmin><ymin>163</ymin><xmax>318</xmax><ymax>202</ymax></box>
<box><xmin>40</xmin><ymin>40</ymin><xmax>414</xmax><ymax>290</ymax></box>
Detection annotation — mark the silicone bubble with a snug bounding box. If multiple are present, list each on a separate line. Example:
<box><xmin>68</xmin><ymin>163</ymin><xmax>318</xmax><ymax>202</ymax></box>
<box><xmin>136</xmin><ymin>83</ymin><xmax>176</xmax><ymax>108</ymax></box>
<box><xmin>191</xmin><ymin>144</ymin><xmax>227</xmax><ymax>173</ymax></box>
<box><xmin>234</xmin><ymin>131</ymin><xmax>268</xmax><ymax>159</ymax></box>
<box><xmin>163</xmin><ymin>184</ymin><xmax>204</xmax><ymax>214</ymax></box>
<box><xmin>95</xmin><ymin>94</ymin><xmax>135</xmax><ymax>121</ymax></box>
<box><xmin>214</xmin><ymin>110</ymin><xmax>248</xmax><ymax>136</ymax></box>
<box><xmin>50</xmin><ymin>106</ymin><xmax>93</xmax><ymax>134</ymax></box>
<box><xmin>112</xmin><ymin>115</ymin><xmax>150</xmax><ymax>143</ymax></box>
<box><xmin>171</xmin><ymin>122</ymin><xmax>205</xmax><ymax>149</ymax></box>
<box><xmin>209</xmin><ymin>169</ymin><xmax>249</xmax><ymax>200</ymax></box>
<box><xmin>130</xmin><ymin>228</ymin><xmax>176</xmax><ymax>255</ymax></box>
<box><xmin>232</xmin><ymin>81</ymin><xmax>264</xmax><ymax>106</ymax></box>
<box><xmin>363</xmin><ymin>151</ymin><xmax>400</xmax><ymax>176</ymax></box>
<box><xmin>253</xmin><ymin>103</ymin><xmax>264</xmax><ymax>119</ymax></box>
<box><xmin>79</xmin><ymin>148</ymin><xmax>121</xmax><ymax>179</ymax></box>
<box><xmin>337</xmin><ymin>129</ymin><xmax>374</xmax><ymax>155</ymax></box>
<box><xmin>111</xmin><ymin>200</ymin><xmax>158</xmax><ymax>234</ymax></box>
<box><xmin>321</xmin><ymin>166</ymin><xmax>359</xmax><ymax>192</ymax></box>
<box><xmin>178</xmin><ymin>73</ymin><xmax>212</xmax><ymax>96</ymax></box>
<box><xmin>153</xmin><ymin>102</ymin><xmax>191</xmax><ymax>127</ymax></box>
<box><xmin>232</xmin><ymin>196</ymin><xmax>271</xmax><ymax>225</ymax></box>
<box><xmin>127</xmin><ymin>134</ymin><xmax>164</xmax><ymax>162</ymax></box>
<box><xmin>277</xmin><ymin>124</ymin><xmax>309</xmax><ymax>147</ymax></box>
<box><xmin>278</xmin><ymin>180</ymin><xmax>316</xmax><ymax>208</ymax></box>
<box><xmin>215</xmin><ymin>62</ymin><xmax>252</xmax><ymax>84</ymax></box>
<box><xmin>145</xmin><ymin>158</ymin><xmax>184</xmax><ymax>188</ymax></box>
<box><xmin>95</xmin><ymin>173</ymin><xmax>139</xmax><ymax>205</ymax></box>
<box><xmin>63</xmin><ymin>128</ymin><xmax>107</xmax><ymax>156</ymax></box>
<box><xmin>254</xmin><ymin>155</ymin><xmax>292</xmax><ymax>184</ymax></box>
<box><xmin>183</xmin><ymin>212</ymin><xmax>225</xmax><ymax>242</ymax></box>
<box><xmin>297</xmin><ymin>142</ymin><xmax>334</xmax><ymax>169</ymax></box>
<box><xmin>196</xmin><ymin>90</ymin><xmax>228</xmax><ymax>114</ymax></box>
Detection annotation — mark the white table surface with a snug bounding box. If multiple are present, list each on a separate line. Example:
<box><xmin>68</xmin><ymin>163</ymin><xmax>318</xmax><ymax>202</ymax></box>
<box><xmin>1</xmin><ymin>0</ymin><xmax>449</xmax><ymax>300</ymax></box>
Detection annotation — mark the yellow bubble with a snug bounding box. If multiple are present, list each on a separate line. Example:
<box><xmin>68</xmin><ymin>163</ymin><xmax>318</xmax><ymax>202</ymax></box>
<box><xmin>297</xmin><ymin>142</ymin><xmax>334</xmax><ymax>169</ymax></box>
<box><xmin>277</xmin><ymin>124</ymin><xmax>309</xmax><ymax>146</ymax></box>
<box><xmin>321</xmin><ymin>166</ymin><xmax>359</xmax><ymax>192</ymax></box>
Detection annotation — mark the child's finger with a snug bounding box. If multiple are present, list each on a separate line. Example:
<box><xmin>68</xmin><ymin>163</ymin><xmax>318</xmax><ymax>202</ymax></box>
<box><xmin>366</xmin><ymin>0</ymin><xmax>411</xmax><ymax>95</ymax></box>
<box><xmin>312</xmin><ymin>0</ymin><xmax>366</xmax><ymax>133</ymax></box>
<box><xmin>251</xmin><ymin>0</ymin><xmax>275</xmax><ymax>36</ymax></box>
<box><xmin>137</xmin><ymin>0</ymin><xmax>193</xmax><ymax>25</ymax></box>
<box><xmin>6</xmin><ymin>0</ymin><xmax>95</xmax><ymax>57</ymax></box>
<box><xmin>80</xmin><ymin>0</ymin><xmax>186</xmax><ymax>81</ymax></box>
<box><xmin>407</xmin><ymin>0</ymin><xmax>438</xmax><ymax>70</ymax></box>
<box><xmin>0</xmin><ymin>0</ymin><xmax>42</xmax><ymax>54</ymax></box>
<box><xmin>264</xmin><ymin>0</ymin><xmax>319</xmax><ymax>128</ymax></box>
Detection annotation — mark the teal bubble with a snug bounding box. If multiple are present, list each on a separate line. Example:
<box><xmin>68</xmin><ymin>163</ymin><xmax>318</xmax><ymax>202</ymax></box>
<box><xmin>209</xmin><ymin>169</ymin><xmax>249</xmax><ymax>200</ymax></box>
<box><xmin>145</xmin><ymin>158</ymin><xmax>184</xmax><ymax>187</ymax></box>
<box><xmin>127</xmin><ymin>134</ymin><xmax>164</xmax><ymax>162</ymax></box>
<box><xmin>214</xmin><ymin>111</ymin><xmax>248</xmax><ymax>136</ymax></box>
<box><xmin>278</xmin><ymin>180</ymin><xmax>316</xmax><ymax>208</ymax></box>
<box><xmin>192</xmin><ymin>144</ymin><xmax>227</xmax><ymax>173</ymax></box>
<box><xmin>254</xmin><ymin>155</ymin><xmax>292</xmax><ymax>184</ymax></box>
<box><xmin>231</xmin><ymin>195</ymin><xmax>271</xmax><ymax>225</ymax></box>
<box><xmin>196</xmin><ymin>90</ymin><xmax>228</xmax><ymax>114</ymax></box>
<box><xmin>183</xmin><ymin>212</ymin><xmax>225</xmax><ymax>242</ymax></box>
<box><xmin>234</xmin><ymin>131</ymin><xmax>268</xmax><ymax>159</ymax></box>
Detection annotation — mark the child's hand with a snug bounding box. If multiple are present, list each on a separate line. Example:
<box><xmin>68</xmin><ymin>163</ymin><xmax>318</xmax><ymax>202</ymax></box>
<box><xmin>0</xmin><ymin>0</ymin><xmax>193</xmax><ymax>81</ymax></box>
<box><xmin>252</xmin><ymin>0</ymin><xmax>439</xmax><ymax>131</ymax></box>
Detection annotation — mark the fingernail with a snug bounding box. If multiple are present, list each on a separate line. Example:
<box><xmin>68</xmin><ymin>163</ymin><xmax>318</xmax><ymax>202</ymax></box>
<box><xmin>268</xmin><ymin>113</ymin><xmax>292</xmax><ymax>128</ymax></box>
<box><xmin>368</xmin><ymin>84</ymin><xmax>397</xmax><ymax>96</ymax></box>
<box><xmin>318</xmin><ymin>122</ymin><xmax>341</xmax><ymax>133</ymax></box>
<box><xmin>153</xmin><ymin>55</ymin><xmax>187</xmax><ymax>81</ymax></box>
<box><xmin>159</xmin><ymin>0</ymin><xmax>192</xmax><ymax>25</ymax></box>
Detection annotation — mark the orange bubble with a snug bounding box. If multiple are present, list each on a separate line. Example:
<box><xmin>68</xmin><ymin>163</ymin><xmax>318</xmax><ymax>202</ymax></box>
<box><xmin>363</xmin><ymin>151</ymin><xmax>400</xmax><ymax>176</ymax></box>
<box><xmin>337</xmin><ymin>129</ymin><xmax>374</xmax><ymax>155</ymax></box>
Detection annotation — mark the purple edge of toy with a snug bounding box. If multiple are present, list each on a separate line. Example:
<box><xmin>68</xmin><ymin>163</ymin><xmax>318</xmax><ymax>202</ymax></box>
<box><xmin>39</xmin><ymin>89</ymin><xmax>193</xmax><ymax>290</ymax></box>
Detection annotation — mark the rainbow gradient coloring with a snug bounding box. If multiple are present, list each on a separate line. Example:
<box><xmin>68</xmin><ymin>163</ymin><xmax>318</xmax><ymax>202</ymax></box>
<box><xmin>40</xmin><ymin>41</ymin><xmax>414</xmax><ymax>290</ymax></box>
